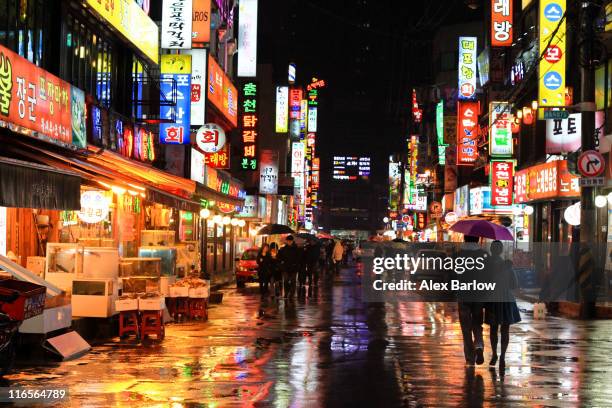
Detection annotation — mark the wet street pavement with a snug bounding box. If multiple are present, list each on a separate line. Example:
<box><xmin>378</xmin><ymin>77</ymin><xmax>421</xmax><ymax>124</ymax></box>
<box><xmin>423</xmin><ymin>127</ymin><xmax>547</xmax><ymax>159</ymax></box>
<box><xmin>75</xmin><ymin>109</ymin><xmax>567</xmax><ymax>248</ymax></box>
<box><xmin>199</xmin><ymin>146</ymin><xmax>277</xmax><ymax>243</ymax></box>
<box><xmin>3</xmin><ymin>267</ymin><xmax>612</xmax><ymax>407</ymax></box>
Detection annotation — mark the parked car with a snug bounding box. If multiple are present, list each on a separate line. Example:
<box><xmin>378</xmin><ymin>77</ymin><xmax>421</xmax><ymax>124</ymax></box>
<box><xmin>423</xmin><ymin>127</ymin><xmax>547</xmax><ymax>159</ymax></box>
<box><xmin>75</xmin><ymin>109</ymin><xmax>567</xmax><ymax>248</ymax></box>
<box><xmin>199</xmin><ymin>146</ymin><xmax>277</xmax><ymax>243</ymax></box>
<box><xmin>235</xmin><ymin>248</ymin><xmax>260</xmax><ymax>288</ymax></box>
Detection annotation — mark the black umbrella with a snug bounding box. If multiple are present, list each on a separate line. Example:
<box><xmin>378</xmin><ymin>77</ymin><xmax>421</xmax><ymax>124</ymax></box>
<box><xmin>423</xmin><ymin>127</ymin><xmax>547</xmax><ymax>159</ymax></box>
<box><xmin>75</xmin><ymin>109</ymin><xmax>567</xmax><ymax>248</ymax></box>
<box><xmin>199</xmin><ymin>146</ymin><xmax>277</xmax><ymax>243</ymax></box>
<box><xmin>257</xmin><ymin>223</ymin><xmax>295</xmax><ymax>235</ymax></box>
<box><xmin>295</xmin><ymin>232</ymin><xmax>321</xmax><ymax>244</ymax></box>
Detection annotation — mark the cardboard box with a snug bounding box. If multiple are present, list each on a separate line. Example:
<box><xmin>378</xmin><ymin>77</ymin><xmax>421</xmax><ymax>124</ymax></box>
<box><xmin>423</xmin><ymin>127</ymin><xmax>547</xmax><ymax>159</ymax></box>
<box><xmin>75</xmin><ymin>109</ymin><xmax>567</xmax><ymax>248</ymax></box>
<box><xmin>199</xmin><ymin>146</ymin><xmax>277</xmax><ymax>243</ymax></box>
<box><xmin>138</xmin><ymin>297</ymin><xmax>165</xmax><ymax>311</ymax></box>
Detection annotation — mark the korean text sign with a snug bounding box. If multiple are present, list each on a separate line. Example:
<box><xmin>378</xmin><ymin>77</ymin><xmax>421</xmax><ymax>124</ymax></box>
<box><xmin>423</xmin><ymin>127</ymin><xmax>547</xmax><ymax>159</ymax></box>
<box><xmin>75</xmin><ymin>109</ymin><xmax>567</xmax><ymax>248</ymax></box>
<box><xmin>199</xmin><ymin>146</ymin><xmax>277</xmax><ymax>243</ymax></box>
<box><xmin>490</xmin><ymin>160</ymin><xmax>514</xmax><ymax>206</ymax></box>
<box><xmin>207</xmin><ymin>55</ymin><xmax>238</xmax><ymax>127</ymax></box>
<box><xmin>86</xmin><ymin>0</ymin><xmax>159</xmax><ymax>64</ymax></box>
<box><xmin>458</xmin><ymin>36</ymin><xmax>477</xmax><ymax>100</ymax></box>
<box><xmin>539</xmin><ymin>0</ymin><xmax>566</xmax><ymax>107</ymax></box>
<box><xmin>489</xmin><ymin>102</ymin><xmax>513</xmax><ymax>157</ymax></box>
<box><xmin>161</xmin><ymin>0</ymin><xmax>193</xmax><ymax>49</ymax></box>
<box><xmin>159</xmin><ymin>54</ymin><xmax>192</xmax><ymax>144</ymax></box>
<box><xmin>259</xmin><ymin>149</ymin><xmax>279</xmax><ymax>194</ymax></box>
<box><xmin>491</xmin><ymin>0</ymin><xmax>513</xmax><ymax>46</ymax></box>
<box><xmin>275</xmin><ymin>86</ymin><xmax>289</xmax><ymax>132</ymax></box>
<box><xmin>237</xmin><ymin>0</ymin><xmax>258</xmax><ymax>77</ymax></box>
<box><xmin>545</xmin><ymin>113</ymin><xmax>581</xmax><ymax>153</ymax></box>
<box><xmin>240</xmin><ymin>81</ymin><xmax>258</xmax><ymax>170</ymax></box>
<box><xmin>456</xmin><ymin>101</ymin><xmax>479</xmax><ymax>164</ymax></box>
<box><xmin>514</xmin><ymin>160</ymin><xmax>579</xmax><ymax>203</ymax></box>
<box><xmin>0</xmin><ymin>43</ymin><xmax>86</xmax><ymax>148</ymax></box>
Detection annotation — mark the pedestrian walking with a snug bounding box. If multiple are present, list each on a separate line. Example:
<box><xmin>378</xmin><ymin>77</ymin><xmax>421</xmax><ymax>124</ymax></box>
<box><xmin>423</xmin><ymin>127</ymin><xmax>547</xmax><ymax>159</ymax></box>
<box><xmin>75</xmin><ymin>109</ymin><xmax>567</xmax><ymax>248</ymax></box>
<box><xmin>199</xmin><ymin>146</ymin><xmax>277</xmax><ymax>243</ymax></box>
<box><xmin>332</xmin><ymin>239</ymin><xmax>344</xmax><ymax>275</ymax></box>
<box><xmin>278</xmin><ymin>235</ymin><xmax>301</xmax><ymax>298</ymax></box>
<box><xmin>457</xmin><ymin>235</ymin><xmax>488</xmax><ymax>365</ymax></box>
<box><xmin>484</xmin><ymin>240</ymin><xmax>521</xmax><ymax>368</ymax></box>
<box><xmin>256</xmin><ymin>244</ymin><xmax>271</xmax><ymax>296</ymax></box>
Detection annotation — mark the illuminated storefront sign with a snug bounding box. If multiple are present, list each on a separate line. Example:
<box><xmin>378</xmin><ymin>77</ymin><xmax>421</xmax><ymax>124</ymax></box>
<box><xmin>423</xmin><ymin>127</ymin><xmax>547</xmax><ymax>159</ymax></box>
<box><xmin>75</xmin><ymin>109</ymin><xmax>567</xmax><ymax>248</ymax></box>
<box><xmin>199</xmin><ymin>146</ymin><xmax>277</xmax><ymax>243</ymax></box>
<box><xmin>489</xmin><ymin>102</ymin><xmax>513</xmax><ymax>157</ymax></box>
<box><xmin>192</xmin><ymin>0</ymin><xmax>211</xmax><ymax>45</ymax></box>
<box><xmin>289</xmin><ymin>88</ymin><xmax>302</xmax><ymax>120</ymax></box>
<box><xmin>458</xmin><ymin>36</ymin><xmax>477</xmax><ymax>100</ymax></box>
<box><xmin>545</xmin><ymin>113</ymin><xmax>581</xmax><ymax>153</ymax></box>
<box><xmin>86</xmin><ymin>0</ymin><xmax>159</xmax><ymax>64</ymax></box>
<box><xmin>514</xmin><ymin>160</ymin><xmax>579</xmax><ymax>203</ymax></box>
<box><xmin>196</xmin><ymin>123</ymin><xmax>226</xmax><ymax>153</ymax></box>
<box><xmin>207</xmin><ymin>55</ymin><xmax>238</xmax><ymax>127</ymax></box>
<box><xmin>490</xmin><ymin>160</ymin><xmax>514</xmax><ymax>206</ymax></box>
<box><xmin>239</xmin><ymin>81</ymin><xmax>258</xmax><ymax>170</ymax></box>
<box><xmin>237</xmin><ymin>0</ymin><xmax>258</xmax><ymax>77</ymax></box>
<box><xmin>237</xmin><ymin>195</ymin><xmax>257</xmax><ymax>218</ymax></box>
<box><xmin>454</xmin><ymin>185</ymin><xmax>470</xmax><ymax>217</ymax></box>
<box><xmin>491</xmin><ymin>0</ymin><xmax>513</xmax><ymax>47</ymax></box>
<box><xmin>389</xmin><ymin>161</ymin><xmax>401</xmax><ymax>211</ymax></box>
<box><xmin>456</xmin><ymin>101</ymin><xmax>479</xmax><ymax>164</ymax></box>
<box><xmin>161</xmin><ymin>0</ymin><xmax>193</xmax><ymax>49</ymax></box>
<box><xmin>133</xmin><ymin>127</ymin><xmax>155</xmax><ymax>162</ymax></box>
<box><xmin>307</xmin><ymin>107</ymin><xmax>317</xmax><ymax>133</ymax></box>
<box><xmin>275</xmin><ymin>86</ymin><xmax>289</xmax><ymax>133</ymax></box>
<box><xmin>259</xmin><ymin>149</ymin><xmax>279</xmax><ymax>194</ymax></box>
<box><xmin>190</xmin><ymin>147</ymin><xmax>206</xmax><ymax>184</ymax></box>
<box><xmin>78</xmin><ymin>190</ymin><xmax>110</xmax><ymax>224</ymax></box>
<box><xmin>436</xmin><ymin>100</ymin><xmax>446</xmax><ymax>165</ymax></box>
<box><xmin>291</xmin><ymin>142</ymin><xmax>305</xmax><ymax>177</ymax></box>
<box><xmin>300</xmin><ymin>99</ymin><xmax>308</xmax><ymax>132</ymax></box>
<box><xmin>332</xmin><ymin>156</ymin><xmax>371</xmax><ymax>181</ymax></box>
<box><xmin>0</xmin><ymin>44</ymin><xmax>86</xmax><ymax>148</ymax></box>
<box><xmin>412</xmin><ymin>89</ymin><xmax>422</xmax><ymax>123</ymax></box>
<box><xmin>160</xmin><ymin>54</ymin><xmax>191</xmax><ymax>144</ymax></box>
<box><xmin>185</xmin><ymin>49</ymin><xmax>207</xmax><ymax>126</ymax></box>
<box><xmin>204</xmin><ymin>143</ymin><xmax>229</xmax><ymax>169</ymax></box>
<box><xmin>539</xmin><ymin>0</ymin><xmax>566</xmax><ymax>107</ymax></box>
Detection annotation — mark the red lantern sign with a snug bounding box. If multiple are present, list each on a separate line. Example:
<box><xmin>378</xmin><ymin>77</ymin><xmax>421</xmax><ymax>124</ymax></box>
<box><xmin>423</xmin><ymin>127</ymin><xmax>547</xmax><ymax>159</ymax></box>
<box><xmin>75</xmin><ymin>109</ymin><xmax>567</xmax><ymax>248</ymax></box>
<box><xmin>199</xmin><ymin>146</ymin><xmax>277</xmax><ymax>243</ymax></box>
<box><xmin>457</xmin><ymin>101</ymin><xmax>480</xmax><ymax>165</ymax></box>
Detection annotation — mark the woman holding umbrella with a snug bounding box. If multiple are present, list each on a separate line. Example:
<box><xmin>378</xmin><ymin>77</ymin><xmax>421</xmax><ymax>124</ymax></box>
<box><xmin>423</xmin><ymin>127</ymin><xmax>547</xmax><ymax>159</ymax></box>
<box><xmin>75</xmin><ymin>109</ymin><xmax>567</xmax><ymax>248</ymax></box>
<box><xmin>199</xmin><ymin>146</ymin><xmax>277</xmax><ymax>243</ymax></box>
<box><xmin>484</xmin><ymin>240</ymin><xmax>521</xmax><ymax>368</ymax></box>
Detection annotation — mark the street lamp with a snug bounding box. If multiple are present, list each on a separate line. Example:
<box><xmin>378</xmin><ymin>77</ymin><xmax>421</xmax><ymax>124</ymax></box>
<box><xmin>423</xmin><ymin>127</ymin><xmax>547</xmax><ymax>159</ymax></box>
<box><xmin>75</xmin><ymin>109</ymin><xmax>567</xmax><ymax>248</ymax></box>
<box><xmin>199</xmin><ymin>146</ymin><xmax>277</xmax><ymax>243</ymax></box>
<box><xmin>230</xmin><ymin>218</ymin><xmax>239</xmax><ymax>226</ymax></box>
<box><xmin>200</xmin><ymin>208</ymin><xmax>210</xmax><ymax>219</ymax></box>
<box><xmin>595</xmin><ymin>195</ymin><xmax>607</xmax><ymax>208</ymax></box>
<box><xmin>222</xmin><ymin>216</ymin><xmax>231</xmax><ymax>225</ymax></box>
<box><xmin>383</xmin><ymin>216</ymin><xmax>389</xmax><ymax>223</ymax></box>
<box><xmin>238</xmin><ymin>220</ymin><xmax>246</xmax><ymax>228</ymax></box>
<box><xmin>524</xmin><ymin>205</ymin><xmax>534</xmax><ymax>215</ymax></box>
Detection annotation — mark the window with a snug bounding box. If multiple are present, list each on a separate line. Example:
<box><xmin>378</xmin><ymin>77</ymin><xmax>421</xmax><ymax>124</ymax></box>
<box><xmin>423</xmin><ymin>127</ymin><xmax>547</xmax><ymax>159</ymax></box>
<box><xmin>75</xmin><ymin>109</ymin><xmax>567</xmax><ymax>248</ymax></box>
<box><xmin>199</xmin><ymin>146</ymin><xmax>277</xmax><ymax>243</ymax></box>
<box><xmin>61</xmin><ymin>13</ymin><xmax>112</xmax><ymax>107</ymax></box>
<box><xmin>0</xmin><ymin>0</ymin><xmax>48</xmax><ymax>67</ymax></box>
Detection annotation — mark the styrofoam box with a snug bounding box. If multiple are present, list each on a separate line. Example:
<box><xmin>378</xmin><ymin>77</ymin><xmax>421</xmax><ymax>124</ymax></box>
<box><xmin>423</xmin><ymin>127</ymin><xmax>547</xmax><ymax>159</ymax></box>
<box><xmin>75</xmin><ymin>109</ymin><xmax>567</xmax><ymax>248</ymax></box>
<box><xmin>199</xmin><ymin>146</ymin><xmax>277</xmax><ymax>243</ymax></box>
<box><xmin>138</xmin><ymin>297</ymin><xmax>165</xmax><ymax>311</ymax></box>
<box><xmin>169</xmin><ymin>286</ymin><xmax>189</xmax><ymax>297</ymax></box>
<box><xmin>188</xmin><ymin>286</ymin><xmax>209</xmax><ymax>299</ymax></box>
<box><xmin>115</xmin><ymin>298</ymin><xmax>139</xmax><ymax>312</ymax></box>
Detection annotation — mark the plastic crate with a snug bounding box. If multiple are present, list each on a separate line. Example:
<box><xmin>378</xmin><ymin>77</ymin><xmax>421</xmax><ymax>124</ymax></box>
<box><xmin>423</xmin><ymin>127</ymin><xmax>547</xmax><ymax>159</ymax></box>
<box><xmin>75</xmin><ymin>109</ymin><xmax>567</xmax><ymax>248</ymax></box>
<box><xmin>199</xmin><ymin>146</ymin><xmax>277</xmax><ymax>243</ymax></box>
<box><xmin>0</xmin><ymin>280</ymin><xmax>46</xmax><ymax>321</ymax></box>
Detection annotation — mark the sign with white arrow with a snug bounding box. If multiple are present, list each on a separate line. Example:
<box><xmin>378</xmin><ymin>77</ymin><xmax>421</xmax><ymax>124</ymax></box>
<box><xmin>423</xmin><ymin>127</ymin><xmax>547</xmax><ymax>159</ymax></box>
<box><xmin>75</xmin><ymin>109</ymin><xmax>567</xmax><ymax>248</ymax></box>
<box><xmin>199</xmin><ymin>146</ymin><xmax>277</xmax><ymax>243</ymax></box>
<box><xmin>577</xmin><ymin>150</ymin><xmax>605</xmax><ymax>177</ymax></box>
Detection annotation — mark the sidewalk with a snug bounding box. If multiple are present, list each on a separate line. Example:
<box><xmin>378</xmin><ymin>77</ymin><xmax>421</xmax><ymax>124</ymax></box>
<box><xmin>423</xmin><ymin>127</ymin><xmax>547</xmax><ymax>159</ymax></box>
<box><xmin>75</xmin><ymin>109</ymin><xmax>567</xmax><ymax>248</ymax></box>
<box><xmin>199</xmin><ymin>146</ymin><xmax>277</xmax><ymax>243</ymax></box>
<box><xmin>517</xmin><ymin>290</ymin><xmax>612</xmax><ymax>319</ymax></box>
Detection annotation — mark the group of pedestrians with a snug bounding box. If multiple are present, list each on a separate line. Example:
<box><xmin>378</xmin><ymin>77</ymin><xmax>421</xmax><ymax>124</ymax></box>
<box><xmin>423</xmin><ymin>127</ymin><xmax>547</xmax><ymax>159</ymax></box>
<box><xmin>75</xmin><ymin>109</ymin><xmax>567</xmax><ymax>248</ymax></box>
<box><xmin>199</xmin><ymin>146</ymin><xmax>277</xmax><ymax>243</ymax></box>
<box><xmin>256</xmin><ymin>235</ymin><xmax>336</xmax><ymax>299</ymax></box>
<box><xmin>458</xmin><ymin>236</ymin><xmax>521</xmax><ymax>368</ymax></box>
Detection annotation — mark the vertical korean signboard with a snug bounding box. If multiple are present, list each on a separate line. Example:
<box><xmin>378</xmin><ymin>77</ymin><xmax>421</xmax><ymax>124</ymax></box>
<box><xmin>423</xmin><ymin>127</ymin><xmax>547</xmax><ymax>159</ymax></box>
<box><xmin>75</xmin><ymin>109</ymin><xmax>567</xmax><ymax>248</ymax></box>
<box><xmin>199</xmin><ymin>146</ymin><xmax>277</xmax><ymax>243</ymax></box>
<box><xmin>490</xmin><ymin>160</ymin><xmax>514</xmax><ymax>206</ymax></box>
<box><xmin>161</xmin><ymin>0</ymin><xmax>193</xmax><ymax>49</ymax></box>
<box><xmin>185</xmin><ymin>49</ymin><xmax>207</xmax><ymax>126</ymax></box>
<box><xmin>160</xmin><ymin>54</ymin><xmax>191</xmax><ymax>144</ymax></box>
<box><xmin>259</xmin><ymin>150</ymin><xmax>279</xmax><ymax>195</ymax></box>
<box><xmin>0</xmin><ymin>44</ymin><xmax>86</xmax><ymax>148</ymax></box>
<box><xmin>436</xmin><ymin>100</ymin><xmax>446</xmax><ymax>165</ymax></box>
<box><xmin>292</xmin><ymin>142</ymin><xmax>305</xmax><ymax>218</ymax></box>
<box><xmin>237</xmin><ymin>0</ymin><xmax>258</xmax><ymax>77</ymax></box>
<box><xmin>457</xmin><ymin>101</ymin><xmax>479</xmax><ymax>165</ymax></box>
<box><xmin>240</xmin><ymin>81</ymin><xmax>258</xmax><ymax>170</ymax></box>
<box><xmin>458</xmin><ymin>36</ymin><xmax>477</xmax><ymax>100</ymax></box>
<box><xmin>539</xmin><ymin>0</ymin><xmax>566</xmax><ymax>107</ymax></box>
<box><xmin>491</xmin><ymin>0</ymin><xmax>513</xmax><ymax>47</ymax></box>
<box><xmin>489</xmin><ymin>102</ymin><xmax>513</xmax><ymax>157</ymax></box>
<box><xmin>275</xmin><ymin>86</ymin><xmax>289</xmax><ymax>133</ymax></box>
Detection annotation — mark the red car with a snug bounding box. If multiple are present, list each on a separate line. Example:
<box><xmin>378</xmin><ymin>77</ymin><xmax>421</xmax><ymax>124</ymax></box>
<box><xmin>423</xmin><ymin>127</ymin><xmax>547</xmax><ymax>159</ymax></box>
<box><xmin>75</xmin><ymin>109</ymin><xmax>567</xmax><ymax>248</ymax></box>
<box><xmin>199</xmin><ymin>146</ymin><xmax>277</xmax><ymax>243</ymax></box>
<box><xmin>235</xmin><ymin>248</ymin><xmax>260</xmax><ymax>288</ymax></box>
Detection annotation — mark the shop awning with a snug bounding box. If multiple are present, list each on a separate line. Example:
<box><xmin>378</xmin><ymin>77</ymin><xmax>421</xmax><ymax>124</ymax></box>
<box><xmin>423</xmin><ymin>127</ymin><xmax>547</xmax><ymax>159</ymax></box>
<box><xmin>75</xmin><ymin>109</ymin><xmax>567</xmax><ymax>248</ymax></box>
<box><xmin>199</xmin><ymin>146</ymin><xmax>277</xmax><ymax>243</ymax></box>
<box><xmin>195</xmin><ymin>182</ymin><xmax>245</xmax><ymax>208</ymax></box>
<box><xmin>0</xmin><ymin>157</ymin><xmax>81</xmax><ymax>210</ymax></box>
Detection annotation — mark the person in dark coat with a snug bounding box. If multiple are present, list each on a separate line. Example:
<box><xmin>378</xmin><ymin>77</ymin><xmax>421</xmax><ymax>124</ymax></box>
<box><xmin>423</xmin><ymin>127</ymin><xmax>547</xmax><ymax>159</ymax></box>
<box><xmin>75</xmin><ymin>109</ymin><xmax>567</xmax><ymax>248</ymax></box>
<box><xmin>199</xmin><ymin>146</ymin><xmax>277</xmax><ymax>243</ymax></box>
<box><xmin>457</xmin><ymin>235</ymin><xmax>488</xmax><ymax>366</ymax></box>
<box><xmin>484</xmin><ymin>240</ymin><xmax>521</xmax><ymax>367</ymax></box>
<box><xmin>269</xmin><ymin>245</ymin><xmax>282</xmax><ymax>297</ymax></box>
<box><xmin>256</xmin><ymin>244</ymin><xmax>271</xmax><ymax>296</ymax></box>
<box><xmin>278</xmin><ymin>235</ymin><xmax>302</xmax><ymax>298</ymax></box>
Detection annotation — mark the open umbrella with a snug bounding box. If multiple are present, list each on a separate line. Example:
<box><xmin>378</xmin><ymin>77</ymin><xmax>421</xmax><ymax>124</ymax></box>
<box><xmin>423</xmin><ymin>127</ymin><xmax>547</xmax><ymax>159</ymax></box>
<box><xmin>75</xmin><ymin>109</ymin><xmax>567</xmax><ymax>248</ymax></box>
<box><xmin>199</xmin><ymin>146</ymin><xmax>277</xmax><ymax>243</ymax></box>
<box><xmin>257</xmin><ymin>223</ymin><xmax>295</xmax><ymax>235</ymax></box>
<box><xmin>449</xmin><ymin>219</ymin><xmax>514</xmax><ymax>241</ymax></box>
<box><xmin>296</xmin><ymin>232</ymin><xmax>320</xmax><ymax>243</ymax></box>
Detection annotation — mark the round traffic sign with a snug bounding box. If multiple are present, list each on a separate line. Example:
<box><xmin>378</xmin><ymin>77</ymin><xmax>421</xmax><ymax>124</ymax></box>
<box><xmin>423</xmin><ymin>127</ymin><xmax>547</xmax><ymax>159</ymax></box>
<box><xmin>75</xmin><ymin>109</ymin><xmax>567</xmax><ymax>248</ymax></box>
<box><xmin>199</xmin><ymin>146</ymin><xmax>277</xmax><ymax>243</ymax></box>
<box><xmin>577</xmin><ymin>150</ymin><xmax>605</xmax><ymax>177</ymax></box>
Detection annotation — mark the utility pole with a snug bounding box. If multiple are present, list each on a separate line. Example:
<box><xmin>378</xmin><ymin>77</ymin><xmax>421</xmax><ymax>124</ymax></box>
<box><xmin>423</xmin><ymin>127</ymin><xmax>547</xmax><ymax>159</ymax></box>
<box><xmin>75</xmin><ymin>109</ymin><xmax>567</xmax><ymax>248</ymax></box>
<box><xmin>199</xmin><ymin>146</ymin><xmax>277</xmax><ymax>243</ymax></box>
<box><xmin>578</xmin><ymin>0</ymin><xmax>602</xmax><ymax>318</ymax></box>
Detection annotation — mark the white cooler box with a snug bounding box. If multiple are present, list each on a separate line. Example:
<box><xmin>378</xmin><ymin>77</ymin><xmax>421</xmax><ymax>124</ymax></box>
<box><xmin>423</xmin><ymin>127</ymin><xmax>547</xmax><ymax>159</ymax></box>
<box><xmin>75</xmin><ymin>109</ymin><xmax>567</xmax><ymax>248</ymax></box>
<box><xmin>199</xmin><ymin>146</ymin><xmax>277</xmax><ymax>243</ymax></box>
<box><xmin>71</xmin><ymin>278</ymin><xmax>118</xmax><ymax>318</ymax></box>
<box><xmin>115</xmin><ymin>298</ymin><xmax>139</xmax><ymax>312</ymax></box>
<box><xmin>169</xmin><ymin>285</ymin><xmax>189</xmax><ymax>297</ymax></box>
<box><xmin>188</xmin><ymin>286</ymin><xmax>210</xmax><ymax>299</ymax></box>
<box><xmin>138</xmin><ymin>297</ymin><xmax>166</xmax><ymax>311</ymax></box>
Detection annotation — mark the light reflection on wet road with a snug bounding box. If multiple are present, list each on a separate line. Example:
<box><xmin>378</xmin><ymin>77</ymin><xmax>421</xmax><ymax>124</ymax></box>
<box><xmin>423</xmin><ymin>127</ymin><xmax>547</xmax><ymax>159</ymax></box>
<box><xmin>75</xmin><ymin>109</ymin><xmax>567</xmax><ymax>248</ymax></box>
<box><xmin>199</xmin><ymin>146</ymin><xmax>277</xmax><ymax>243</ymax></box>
<box><xmin>4</xmin><ymin>267</ymin><xmax>612</xmax><ymax>407</ymax></box>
